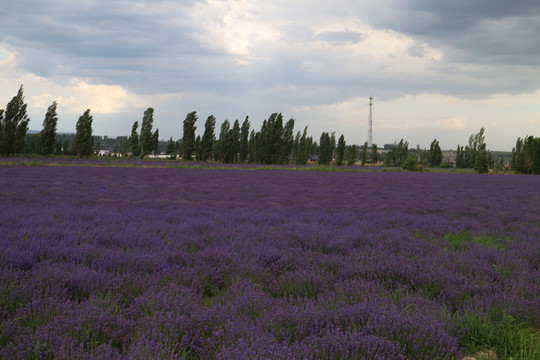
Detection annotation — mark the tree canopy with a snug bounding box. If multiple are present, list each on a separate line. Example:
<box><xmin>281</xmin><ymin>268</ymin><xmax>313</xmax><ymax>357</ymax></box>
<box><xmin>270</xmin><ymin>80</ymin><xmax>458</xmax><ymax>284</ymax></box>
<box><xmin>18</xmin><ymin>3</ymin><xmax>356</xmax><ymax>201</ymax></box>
<box><xmin>0</xmin><ymin>85</ymin><xmax>30</xmax><ymax>155</ymax></box>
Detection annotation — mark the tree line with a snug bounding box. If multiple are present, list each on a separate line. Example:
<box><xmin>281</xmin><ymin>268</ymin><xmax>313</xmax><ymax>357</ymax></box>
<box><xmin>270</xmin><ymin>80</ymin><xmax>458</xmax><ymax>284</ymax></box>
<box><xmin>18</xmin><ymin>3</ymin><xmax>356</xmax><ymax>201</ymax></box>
<box><xmin>1</xmin><ymin>85</ymin><xmax>539</xmax><ymax>174</ymax></box>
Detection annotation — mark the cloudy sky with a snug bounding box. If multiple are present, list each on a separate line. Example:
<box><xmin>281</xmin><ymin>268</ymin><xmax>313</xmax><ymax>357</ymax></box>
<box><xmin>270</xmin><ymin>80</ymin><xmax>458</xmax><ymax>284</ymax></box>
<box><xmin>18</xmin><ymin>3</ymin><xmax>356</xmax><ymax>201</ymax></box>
<box><xmin>1</xmin><ymin>0</ymin><xmax>539</xmax><ymax>150</ymax></box>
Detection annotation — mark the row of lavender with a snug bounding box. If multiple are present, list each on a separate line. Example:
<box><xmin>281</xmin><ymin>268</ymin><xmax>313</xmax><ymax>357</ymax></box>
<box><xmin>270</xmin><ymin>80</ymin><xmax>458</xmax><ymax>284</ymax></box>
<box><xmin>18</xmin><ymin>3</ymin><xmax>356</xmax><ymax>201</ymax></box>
<box><xmin>1</xmin><ymin>165</ymin><xmax>539</xmax><ymax>359</ymax></box>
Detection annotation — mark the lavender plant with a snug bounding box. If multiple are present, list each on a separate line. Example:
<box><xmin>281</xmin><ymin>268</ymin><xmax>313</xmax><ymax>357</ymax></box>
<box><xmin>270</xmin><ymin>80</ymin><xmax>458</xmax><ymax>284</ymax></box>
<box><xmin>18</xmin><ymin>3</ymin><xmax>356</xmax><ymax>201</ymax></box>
<box><xmin>1</xmin><ymin>163</ymin><xmax>539</xmax><ymax>359</ymax></box>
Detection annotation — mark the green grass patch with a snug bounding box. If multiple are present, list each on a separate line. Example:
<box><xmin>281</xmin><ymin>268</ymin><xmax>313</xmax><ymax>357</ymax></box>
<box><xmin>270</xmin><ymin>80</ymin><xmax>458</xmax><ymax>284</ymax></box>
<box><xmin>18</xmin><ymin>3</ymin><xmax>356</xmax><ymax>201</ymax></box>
<box><xmin>444</xmin><ymin>229</ymin><xmax>512</xmax><ymax>251</ymax></box>
<box><xmin>460</xmin><ymin>311</ymin><xmax>540</xmax><ymax>360</ymax></box>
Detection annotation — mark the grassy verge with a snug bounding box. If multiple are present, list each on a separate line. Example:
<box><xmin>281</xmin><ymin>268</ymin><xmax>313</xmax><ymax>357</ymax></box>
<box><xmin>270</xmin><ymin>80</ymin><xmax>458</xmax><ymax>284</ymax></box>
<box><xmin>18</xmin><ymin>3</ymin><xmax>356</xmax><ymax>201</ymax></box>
<box><xmin>460</xmin><ymin>311</ymin><xmax>540</xmax><ymax>360</ymax></box>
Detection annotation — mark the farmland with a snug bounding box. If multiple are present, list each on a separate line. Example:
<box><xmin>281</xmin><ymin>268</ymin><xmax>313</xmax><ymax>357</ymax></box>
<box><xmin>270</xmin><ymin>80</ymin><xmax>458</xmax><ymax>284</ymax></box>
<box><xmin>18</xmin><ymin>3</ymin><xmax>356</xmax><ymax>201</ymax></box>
<box><xmin>1</xmin><ymin>162</ymin><xmax>539</xmax><ymax>359</ymax></box>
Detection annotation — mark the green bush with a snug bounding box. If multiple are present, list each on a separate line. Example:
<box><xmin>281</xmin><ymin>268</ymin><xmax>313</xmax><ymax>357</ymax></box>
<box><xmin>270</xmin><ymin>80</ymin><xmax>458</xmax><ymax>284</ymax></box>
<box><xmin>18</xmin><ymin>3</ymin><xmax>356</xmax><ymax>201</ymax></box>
<box><xmin>402</xmin><ymin>156</ymin><xmax>422</xmax><ymax>171</ymax></box>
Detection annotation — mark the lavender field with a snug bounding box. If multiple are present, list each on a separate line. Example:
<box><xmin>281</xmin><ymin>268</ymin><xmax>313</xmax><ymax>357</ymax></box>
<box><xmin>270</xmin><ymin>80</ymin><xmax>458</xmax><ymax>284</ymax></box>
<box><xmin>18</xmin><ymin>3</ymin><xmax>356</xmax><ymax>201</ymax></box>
<box><xmin>1</xmin><ymin>163</ymin><xmax>539</xmax><ymax>359</ymax></box>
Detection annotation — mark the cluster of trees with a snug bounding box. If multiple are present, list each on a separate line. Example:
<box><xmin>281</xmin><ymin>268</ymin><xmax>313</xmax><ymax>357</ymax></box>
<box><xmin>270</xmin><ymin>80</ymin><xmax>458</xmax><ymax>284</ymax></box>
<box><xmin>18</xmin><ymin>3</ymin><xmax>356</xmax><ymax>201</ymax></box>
<box><xmin>0</xmin><ymin>86</ymin><xmax>30</xmax><ymax>156</ymax></box>
<box><xmin>178</xmin><ymin>112</ymin><xmax>312</xmax><ymax>165</ymax></box>
<box><xmin>2</xmin><ymin>85</ymin><xmax>540</xmax><ymax>175</ymax></box>
<box><xmin>511</xmin><ymin>136</ymin><xmax>540</xmax><ymax>174</ymax></box>
<box><xmin>122</xmin><ymin>108</ymin><xmax>160</xmax><ymax>157</ymax></box>
<box><xmin>455</xmin><ymin>128</ymin><xmax>489</xmax><ymax>173</ymax></box>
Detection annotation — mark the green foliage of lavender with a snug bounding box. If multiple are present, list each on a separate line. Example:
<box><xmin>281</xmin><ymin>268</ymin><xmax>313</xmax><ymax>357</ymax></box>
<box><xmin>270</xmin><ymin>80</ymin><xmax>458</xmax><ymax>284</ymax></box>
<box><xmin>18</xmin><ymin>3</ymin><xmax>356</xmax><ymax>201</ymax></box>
<box><xmin>1</xmin><ymin>165</ymin><xmax>539</xmax><ymax>359</ymax></box>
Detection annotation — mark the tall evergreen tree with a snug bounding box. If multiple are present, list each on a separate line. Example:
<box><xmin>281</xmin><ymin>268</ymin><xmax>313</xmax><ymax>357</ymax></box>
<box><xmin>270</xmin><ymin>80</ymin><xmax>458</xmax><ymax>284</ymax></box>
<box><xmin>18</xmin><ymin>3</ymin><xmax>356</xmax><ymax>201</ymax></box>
<box><xmin>73</xmin><ymin>109</ymin><xmax>93</xmax><ymax>158</ymax></box>
<box><xmin>1</xmin><ymin>85</ymin><xmax>30</xmax><ymax>155</ymax></box>
<box><xmin>182</xmin><ymin>111</ymin><xmax>197</xmax><ymax>160</ymax></box>
<box><xmin>201</xmin><ymin>115</ymin><xmax>216</xmax><ymax>161</ymax></box>
<box><xmin>336</xmin><ymin>134</ymin><xmax>346</xmax><ymax>166</ymax></box>
<box><xmin>41</xmin><ymin>101</ymin><xmax>58</xmax><ymax>156</ymax></box>
<box><xmin>140</xmin><ymin>108</ymin><xmax>155</xmax><ymax>157</ymax></box>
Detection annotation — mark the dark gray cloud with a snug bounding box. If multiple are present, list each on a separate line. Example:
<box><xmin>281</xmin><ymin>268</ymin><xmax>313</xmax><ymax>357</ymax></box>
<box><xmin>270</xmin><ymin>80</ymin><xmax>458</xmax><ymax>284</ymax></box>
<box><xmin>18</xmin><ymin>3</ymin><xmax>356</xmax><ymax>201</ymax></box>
<box><xmin>1</xmin><ymin>0</ymin><xmax>539</xmax><ymax>150</ymax></box>
<box><xmin>366</xmin><ymin>0</ymin><xmax>540</xmax><ymax>66</ymax></box>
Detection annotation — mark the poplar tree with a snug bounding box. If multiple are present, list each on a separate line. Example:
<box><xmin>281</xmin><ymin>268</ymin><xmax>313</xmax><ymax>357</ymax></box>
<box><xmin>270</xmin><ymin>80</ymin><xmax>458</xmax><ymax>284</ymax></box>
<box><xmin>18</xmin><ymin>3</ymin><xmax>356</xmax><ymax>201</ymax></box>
<box><xmin>336</xmin><ymin>134</ymin><xmax>346</xmax><ymax>166</ymax></box>
<box><xmin>239</xmin><ymin>116</ymin><xmax>250</xmax><ymax>163</ymax></box>
<box><xmin>231</xmin><ymin>119</ymin><xmax>241</xmax><ymax>163</ymax></box>
<box><xmin>361</xmin><ymin>142</ymin><xmax>368</xmax><ymax>166</ymax></box>
<box><xmin>152</xmin><ymin>128</ymin><xmax>159</xmax><ymax>155</ymax></box>
<box><xmin>370</xmin><ymin>144</ymin><xmax>379</xmax><ymax>164</ymax></box>
<box><xmin>41</xmin><ymin>101</ymin><xmax>58</xmax><ymax>156</ymax></box>
<box><xmin>182</xmin><ymin>111</ymin><xmax>197</xmax><ymax>160</ymax></box>
<box><xmin>429</xmin><ymin>139</ymin><xmax>443</xmax><ymax>167</ymax></box>
<box><xmin>73</xmin><ymin>109</ymin><xmax>93</xmax><ymax>158</ymax></box>
<box><xmin>128</xmin><ymin>121</ymin><xmax>140</xmax><ymax>156</ymax></box>
<box><xmin>1</xmin><ymin>85</ymin><xmax>30</xmax><ymax>155</ymax></box>
<box><xmin>346</xmin><ymin>145</ymin><xmax>356</xmax><ymax>166</ymax></box>
<box><xmin>140</xmin><ymin>108</ymin><xmax>155</xmax><ymax>157</ymax></box>
<box><xmin>201</xmin><ymin>115</ymin><xmax>216</xmax><ymax>161</ymax></box>
<box><xmin>318</xmin><ymin>132</ymin><xmax>332</xmax><ymax>165</ymax></box>
<box><xmin>218</xmin><ymin>119</ymin><xmax>231</xmax><ymax>162</ymax></box>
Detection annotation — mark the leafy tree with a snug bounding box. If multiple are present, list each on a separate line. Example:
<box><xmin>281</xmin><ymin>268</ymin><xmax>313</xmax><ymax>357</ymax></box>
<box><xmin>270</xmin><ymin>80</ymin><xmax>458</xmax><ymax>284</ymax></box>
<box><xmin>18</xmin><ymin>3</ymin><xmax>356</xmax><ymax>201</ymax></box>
<box><xmin>63</xmin><ymin>138</ymin><xmax>71</xmax><ymax>155</ymax></box>
<box><xmin>40</xmin><ymin>101</ymin><xmax>58</xmax><ymax>156</ymax></box>
<box><xmin>73</xmin><ymin>109</ymin><xmax>93</xmax><ymax>158</ymax></box>
<box><xmin>231</xmin><ymin>119</ymin><xmax>241</xmax><ymax>162</ymax></box>
<box><xmin>166</xmin><ymin>137</ymin><xmax>176</xmax><ymax>155</ymax></box>
<box><xmin>127</xmin><ymin>121</ymin><xmax>140</xmax><ymax>156</ymax></box>
<box><xmin>24</xmin><ymin>133</ymin><xmax>41</xmax><ymax>154</ymax></box>
<box><xmin>402</xmin><ymin>156</ymin><xmax>422</xmax><ymax>171</ymax></box>
<box><xmin>336</xmin><ymin>134</ymin><xmax>346</xmax><ymax>166</ymax></box>
<box><xmin>361</xmin><ymin>141</ymin><xmax>368</xmax><ymax>166</ymax></box>
<box><xmin>140</xmin><ymin>108</ymin><xmax>155</xmax><ymax>157</ymax></box>
<box><xmin>512</xmin><ymin>136</ymin><xmax>540</xmax><ymax>174</ymax></box>
<box><xmin>201</xmin><ymin>115</ymin><xmax>216</xmax><ymax>161</ymax></box>
<box><xmin>330</xmin><ymin>132</ymin><xmax>336</xmax><ymax>164</ymax></box>
<box><xmin>182</xmin><ymin>111</ymin><xmax>197</xmax><ymax>160</ymax></box>
<box><xmin>152</xmin><ymin>128</ymin><xmax>159</xmax><ymax>155</ymax></box>
<box><xmin>254</xmin><ymin>113</ymin><xmax>290</xmax><ymax>165</ymax></box>
<box><xmin>195</xmin><ymin>135</ymin><xmax>202</xmax><ymax>160</ymax></box>
<box><xmin>0</xmin><ymin>110</ymin><xmax>3</xmax><ymax>150</ymax></box>
<box><xmin>239</xmin><ymin>116</ymin><xmax>250</xmax><ymax>163</ymax></box>
<box><xmin>281</xmin><ymin>118</ymin><xmax>295</xmax><ymax>164</ymax></box>
<box><xmin>475</xmin><ymin>143</ymin><xmax>489</xmax><ymax>173</ymax></box>
<box><xmin>1</xmin><ymin>85</ymin><xmax>30</xmax><ymax>155</ymax></box>
<box><xmin>428</xmin><ymin>139</ymin><xmax>443</xmax><ymax>167</ymax></box>
<box><xmin>346</xmin><ymin>145</ymin><xmax>356</xmax><ymax>166</ymax></box>
<box><xmin>318</xmin><ymin>132</ymin><xmax>332</xmax><ymax>165</ymax></box>
<box><xmin>384</xmin><ymin>139</ymin><xmax>408</xmax><ymax>167</ymax></box>
<box><xmin>370</xmin><ymin>144</ymin><xmax>379</xmax><ymax>164</ymax></box>
<box><xmin>459</xmin><ymin>128</ymin><xmax>486</xmax><ymax>168</ymax></box>
<box><xmin>293</xmin><ymin>126</ymin><xmax>311</xmax><ymax>165</ymax></box>
<box><xmin>456</xmin><ymin>145</ymin><xmax>465</xmax><ymax>168</ymax></box>
<box><xmin>248</xmin><ymin>130</ymin><xmax>257</xmax><ymax>163</ymax></box>
<box><xmin>218</xmin><ymin>120</ymin><xmax>231</xmax><ymax>163</ymax></box>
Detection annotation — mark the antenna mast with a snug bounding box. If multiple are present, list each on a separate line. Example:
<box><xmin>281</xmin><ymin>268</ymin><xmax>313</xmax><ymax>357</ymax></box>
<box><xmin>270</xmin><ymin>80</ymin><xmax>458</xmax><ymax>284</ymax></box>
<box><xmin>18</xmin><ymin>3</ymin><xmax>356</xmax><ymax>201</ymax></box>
<box><xmin>368</xmin><ymin>96</ymin><xmax>373</xmax><ymax>147</ymax></box>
